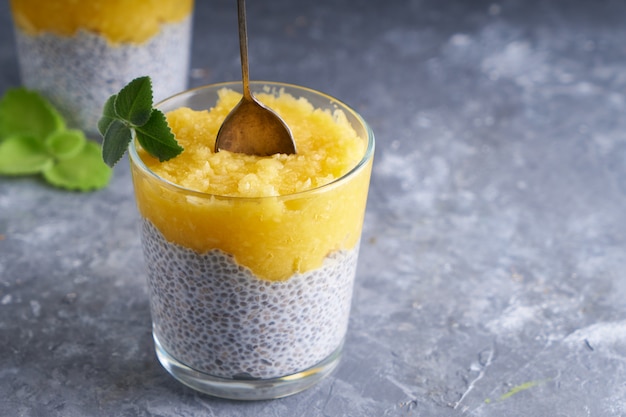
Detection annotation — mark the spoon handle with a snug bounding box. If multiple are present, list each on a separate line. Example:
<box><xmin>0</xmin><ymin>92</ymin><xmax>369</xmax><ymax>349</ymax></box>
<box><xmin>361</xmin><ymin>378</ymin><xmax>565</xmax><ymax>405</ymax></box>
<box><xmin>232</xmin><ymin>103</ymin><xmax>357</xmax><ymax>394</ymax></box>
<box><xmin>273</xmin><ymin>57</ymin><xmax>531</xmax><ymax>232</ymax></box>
<box><xmin>237</xmin><ymin>0</ymin><xmax>252</xmax><ymax>100</ymax></box>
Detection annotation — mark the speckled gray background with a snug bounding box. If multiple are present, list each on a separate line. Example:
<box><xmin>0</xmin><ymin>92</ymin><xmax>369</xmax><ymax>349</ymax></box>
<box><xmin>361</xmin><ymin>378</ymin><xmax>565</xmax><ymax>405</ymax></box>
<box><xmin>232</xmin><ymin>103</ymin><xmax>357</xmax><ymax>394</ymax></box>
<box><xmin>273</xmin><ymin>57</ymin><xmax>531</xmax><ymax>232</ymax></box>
<box><xmin>2</xmin><ymin>0</ymin><xmax>626</xmax><ymax>416</ymax></box>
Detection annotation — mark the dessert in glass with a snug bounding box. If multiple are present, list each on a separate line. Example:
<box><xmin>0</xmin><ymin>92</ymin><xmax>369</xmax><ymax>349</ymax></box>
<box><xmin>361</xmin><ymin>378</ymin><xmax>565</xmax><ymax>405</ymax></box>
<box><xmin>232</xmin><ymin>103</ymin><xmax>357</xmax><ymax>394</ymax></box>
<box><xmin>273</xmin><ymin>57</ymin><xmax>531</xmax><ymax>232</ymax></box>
<box><xmin>9</xmin><ymin>0</ymin><xmax>194</xmax><ymax>136</ymax></box>
<box><xmin>129</xmin><ymin>81</ymin><xmax>374</xmax><ymax>399</ymax></box>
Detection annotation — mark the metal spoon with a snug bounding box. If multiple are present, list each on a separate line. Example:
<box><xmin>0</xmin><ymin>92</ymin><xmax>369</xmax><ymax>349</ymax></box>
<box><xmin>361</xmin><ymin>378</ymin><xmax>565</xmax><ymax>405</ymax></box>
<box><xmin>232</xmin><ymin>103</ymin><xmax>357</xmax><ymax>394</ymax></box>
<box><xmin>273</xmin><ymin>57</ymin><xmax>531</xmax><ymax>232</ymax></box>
<box><xmin>214</xmin><ymin>0</ymin><xmax>296</xmax><ymax>156</ymax></box>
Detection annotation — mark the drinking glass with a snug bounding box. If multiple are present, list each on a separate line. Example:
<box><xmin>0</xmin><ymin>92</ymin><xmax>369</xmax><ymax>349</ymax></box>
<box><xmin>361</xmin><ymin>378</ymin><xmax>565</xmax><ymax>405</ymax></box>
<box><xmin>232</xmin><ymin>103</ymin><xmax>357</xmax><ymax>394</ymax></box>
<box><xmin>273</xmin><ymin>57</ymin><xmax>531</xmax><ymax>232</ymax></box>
<box><xmin>129</xmin><ymin>81</ymin><xmax>375</xmax><ymax>399</ymax></box>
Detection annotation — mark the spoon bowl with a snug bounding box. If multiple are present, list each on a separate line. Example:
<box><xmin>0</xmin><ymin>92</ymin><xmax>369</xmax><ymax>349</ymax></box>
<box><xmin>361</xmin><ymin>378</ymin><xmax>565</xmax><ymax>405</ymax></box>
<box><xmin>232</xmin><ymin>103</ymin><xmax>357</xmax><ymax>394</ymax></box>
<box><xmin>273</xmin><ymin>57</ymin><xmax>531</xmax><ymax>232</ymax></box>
<box><xmin>214</xmin><ymin>0</ymin><xmax>296</xmax><ymax>156</ymax></box>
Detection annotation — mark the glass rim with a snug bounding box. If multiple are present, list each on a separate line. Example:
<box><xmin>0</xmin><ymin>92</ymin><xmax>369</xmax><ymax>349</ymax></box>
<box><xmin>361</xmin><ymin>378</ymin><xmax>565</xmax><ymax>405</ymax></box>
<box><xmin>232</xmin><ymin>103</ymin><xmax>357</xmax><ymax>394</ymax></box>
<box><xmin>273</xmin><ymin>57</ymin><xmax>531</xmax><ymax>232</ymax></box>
<box><xmin>129</xmin><ymin>80</ymin><xmax>375</xmax><ymax>202</ymax></box>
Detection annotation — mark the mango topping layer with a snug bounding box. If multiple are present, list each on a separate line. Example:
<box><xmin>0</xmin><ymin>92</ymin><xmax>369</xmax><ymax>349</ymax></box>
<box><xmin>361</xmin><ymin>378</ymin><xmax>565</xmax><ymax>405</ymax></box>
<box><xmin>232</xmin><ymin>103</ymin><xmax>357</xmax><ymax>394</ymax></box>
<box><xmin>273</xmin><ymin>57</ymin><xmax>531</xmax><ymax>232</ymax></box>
<box><xmin>144</xmin><ymin>89</ymin><xmax>365</xmax><ymax>197</ymax></box>
<box><xmin>10</xmin><ymin>0</ymin><xmax>193</xmax><ymax>44</ymax></box>
<box><xmin>131</xmin><ymin>88</ymin><xmax>373</xmax><ymax>281</ymax></box>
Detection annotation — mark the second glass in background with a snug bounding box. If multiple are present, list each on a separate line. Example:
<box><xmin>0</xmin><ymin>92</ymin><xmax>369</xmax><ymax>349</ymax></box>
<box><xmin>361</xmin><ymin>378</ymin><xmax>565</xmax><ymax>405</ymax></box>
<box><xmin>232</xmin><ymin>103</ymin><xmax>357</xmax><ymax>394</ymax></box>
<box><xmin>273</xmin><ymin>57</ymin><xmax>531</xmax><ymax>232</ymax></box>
<box><xmin>9</xmin><ymin>0</ymin><xmax>194</xmax><ymax>136</ymax></box>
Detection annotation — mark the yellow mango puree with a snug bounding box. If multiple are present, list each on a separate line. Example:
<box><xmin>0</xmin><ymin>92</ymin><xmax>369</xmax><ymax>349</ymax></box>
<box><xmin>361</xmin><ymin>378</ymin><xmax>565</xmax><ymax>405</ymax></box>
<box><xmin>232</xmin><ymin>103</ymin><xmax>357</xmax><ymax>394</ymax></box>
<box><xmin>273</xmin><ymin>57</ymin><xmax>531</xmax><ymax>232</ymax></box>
<box><xmin>10</xmin><ymin>0</ymin><xmax>193</xmax><ymax>44</ymax></box>
<box><xmin>131</xmin><ymin>89</ymin><xmax>372</xmax><ymax>281</ymax></box>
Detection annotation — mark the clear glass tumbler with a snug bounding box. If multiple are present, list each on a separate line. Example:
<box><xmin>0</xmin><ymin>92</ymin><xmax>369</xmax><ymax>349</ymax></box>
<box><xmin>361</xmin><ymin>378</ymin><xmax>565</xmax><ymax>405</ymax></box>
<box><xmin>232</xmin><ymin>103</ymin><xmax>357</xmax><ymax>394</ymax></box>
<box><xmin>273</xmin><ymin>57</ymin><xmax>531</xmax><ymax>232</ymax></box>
<box><xmin>9</xmin><ymin>0</ymin><xmax>194</xmax><ymax>136</ymax></box>
<box><xmin>129</xmin><ymin>81</ymin><xmax>375</xmax><ymax>400</ymax></box>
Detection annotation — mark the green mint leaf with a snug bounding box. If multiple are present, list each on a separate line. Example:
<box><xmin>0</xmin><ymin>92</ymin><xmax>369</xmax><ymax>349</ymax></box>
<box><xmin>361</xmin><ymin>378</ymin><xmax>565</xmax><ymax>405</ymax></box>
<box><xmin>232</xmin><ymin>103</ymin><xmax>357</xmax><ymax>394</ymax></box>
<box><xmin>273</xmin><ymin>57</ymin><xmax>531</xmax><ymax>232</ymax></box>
<box><xmin>99</xmin><ymin>76</ymin><xmax>184</xmax><ymax>166</ymax></box>
<box><xmin>98</xmin><ymin>94</ymin><xmax>117</xmax><ymax>136</ymax></box>
<box><xmin>0</xmin><ymin>88</ymin><xmax>65</xmax><ymax>141</ymax></box>
<box><xmin>135</xmin><ymin>109</ymin><xmax>183</xmax><ymax>162</ymax></box>
<box><xmin>114</xmin><ymin>76</ymin><xmax>153</xmax><ymax>127</ymax></box>
<box><xmin>0</xmin><ymin>87</ymin><xmax>113</xmax><ymax>192</ymax></box>
<box><xmin>43</xmin><ymin>141</ymin><xmax>112</xmax><ymax>191</ymax></box>
<box><xmin>102</xmin><ymin>119</ymin><xmax>133</xmax><ymax>167</ymax></box>
<box><xmin>0</xmin><ymin>135</ymin><xmax>54</xmax><ymax>175</ymax></box>
<box><xmin>45</xmin><ymin>129</ymin><xmax>86</xmax><ymax>160</ymax></box>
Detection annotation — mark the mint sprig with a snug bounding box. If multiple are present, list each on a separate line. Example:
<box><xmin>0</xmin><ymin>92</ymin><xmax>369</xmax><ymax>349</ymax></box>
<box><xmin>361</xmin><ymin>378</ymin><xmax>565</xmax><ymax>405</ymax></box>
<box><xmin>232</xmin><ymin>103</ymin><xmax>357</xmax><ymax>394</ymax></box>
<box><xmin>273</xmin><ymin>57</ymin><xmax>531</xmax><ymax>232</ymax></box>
<box><xmin>99</xmin><ymin>76</ymin><xmax>183</xmax><ymax>167</ymax></box>
<box><xmin>0</xmin><ymin>88</ymin><xmax>112</xmax><ymax>191</ymax></box>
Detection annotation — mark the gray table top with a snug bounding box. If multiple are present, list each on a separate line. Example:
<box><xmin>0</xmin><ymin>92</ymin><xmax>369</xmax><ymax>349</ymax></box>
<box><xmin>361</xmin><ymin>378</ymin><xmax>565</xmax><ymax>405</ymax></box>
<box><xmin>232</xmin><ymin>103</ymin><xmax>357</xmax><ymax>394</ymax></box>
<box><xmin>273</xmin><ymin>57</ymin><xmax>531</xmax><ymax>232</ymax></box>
<box><xmin>2</xmin><ymin>0</ymin><xmax>626</xmax><ymax>416</ymax></box>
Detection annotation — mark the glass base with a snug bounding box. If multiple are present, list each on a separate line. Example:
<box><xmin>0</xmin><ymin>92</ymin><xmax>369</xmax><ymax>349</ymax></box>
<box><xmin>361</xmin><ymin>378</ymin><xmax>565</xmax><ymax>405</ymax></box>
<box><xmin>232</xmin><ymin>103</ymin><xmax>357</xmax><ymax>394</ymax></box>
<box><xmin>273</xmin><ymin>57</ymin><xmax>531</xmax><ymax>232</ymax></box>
<box><xmin>153</xmin><ymin>333</ymin><xmax>343</xmax><ymax>400</ymax></box>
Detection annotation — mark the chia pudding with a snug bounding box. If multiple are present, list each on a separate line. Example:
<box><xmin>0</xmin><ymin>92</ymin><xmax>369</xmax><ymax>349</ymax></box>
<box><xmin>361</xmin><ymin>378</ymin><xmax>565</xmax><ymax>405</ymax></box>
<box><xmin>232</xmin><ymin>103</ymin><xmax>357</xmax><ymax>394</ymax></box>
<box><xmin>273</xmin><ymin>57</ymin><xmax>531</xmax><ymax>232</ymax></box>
<box><xmin>129</xmin><ymin>82</ymin><xmax>374</xmax><ymax>396</ymax></box>
<box><xmin>11</xmin><ymin>8</ymin><xmax>192</xmax><ymax>135</ymax></box>
<box><xmin>141</xmin><ymin>219</ymin><xmax>358</xmax><ymax>380</ymax></box>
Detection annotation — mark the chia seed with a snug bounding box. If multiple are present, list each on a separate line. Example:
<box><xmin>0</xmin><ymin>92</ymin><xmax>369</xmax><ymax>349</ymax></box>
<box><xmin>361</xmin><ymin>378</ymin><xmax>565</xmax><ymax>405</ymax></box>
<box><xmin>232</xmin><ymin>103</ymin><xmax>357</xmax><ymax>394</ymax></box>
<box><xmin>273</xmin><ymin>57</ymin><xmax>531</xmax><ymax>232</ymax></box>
<box><xmin>140</xmin><ymin>219</ymin><xmax>358</xmax><ymax>380</ymax></box>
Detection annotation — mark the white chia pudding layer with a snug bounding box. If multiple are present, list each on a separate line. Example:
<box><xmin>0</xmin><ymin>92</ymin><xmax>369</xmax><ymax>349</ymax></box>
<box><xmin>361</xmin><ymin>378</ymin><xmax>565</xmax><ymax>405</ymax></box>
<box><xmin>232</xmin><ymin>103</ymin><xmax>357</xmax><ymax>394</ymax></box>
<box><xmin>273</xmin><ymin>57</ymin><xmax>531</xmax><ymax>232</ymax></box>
<box><xmin>13</xmin><ymin>16</ymin><xmax>192</xmax><ymax>136</ymax></box>
<box><xmin>140</xmin><ymin>219</ymin><xmax>358</xmax><ymax>380</ymax></box>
